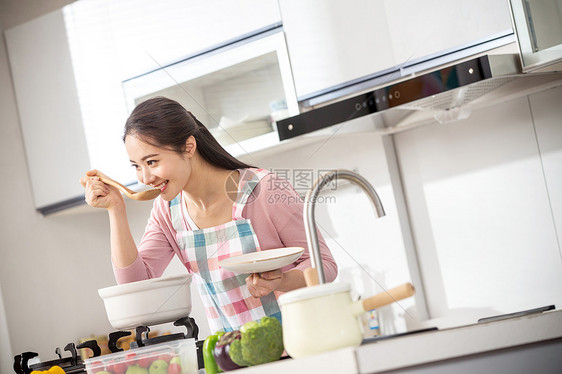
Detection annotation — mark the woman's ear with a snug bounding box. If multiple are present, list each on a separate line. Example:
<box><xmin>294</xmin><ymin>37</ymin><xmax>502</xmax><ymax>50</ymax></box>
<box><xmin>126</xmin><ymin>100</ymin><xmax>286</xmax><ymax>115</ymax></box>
<box><xmin>185</xmin><ymin>135</ymin><xmax>197</xmax><ymax>158</ymax></box>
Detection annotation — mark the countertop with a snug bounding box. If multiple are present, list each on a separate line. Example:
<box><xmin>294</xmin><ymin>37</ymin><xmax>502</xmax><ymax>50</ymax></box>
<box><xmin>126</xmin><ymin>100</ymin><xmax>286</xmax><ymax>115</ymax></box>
<box><xmin>234</xmin><ymin>309</ymin><xmax>562</xmax><ymax>373</ymax></box>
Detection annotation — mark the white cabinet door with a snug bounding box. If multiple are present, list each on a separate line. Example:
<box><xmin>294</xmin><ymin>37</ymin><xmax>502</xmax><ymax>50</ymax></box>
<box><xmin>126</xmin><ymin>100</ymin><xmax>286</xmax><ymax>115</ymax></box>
<box><xmin>5</xmin><ymin>10</ymin><xmax>90</xmax><ymax>211</ymax></box>
<box><xmin>280</xmin><ymin>0</ymin><xmax>513</xmax><ymax>100</ymax></box>
<box><xmin>279</xmin><ymin>0</ymin><xmax>395</xmax><ymax>100</ymax></box>
<box><xmin>384</xmin><ymin>0</ymin><xmax>513</xmax><ymax>65</ymax></box>
<box><xmin>95</xmin><ymin>0</ymin><xmax>282</xmax><ymax>80</ymax></box>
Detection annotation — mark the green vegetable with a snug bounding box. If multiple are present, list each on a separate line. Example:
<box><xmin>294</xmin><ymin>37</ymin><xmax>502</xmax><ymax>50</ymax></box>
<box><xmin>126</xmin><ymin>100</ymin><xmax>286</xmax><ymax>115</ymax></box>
<box><xmin>217</xmin><ymin>316</ymin><xmax>284</xmax><ymax>368</ymax></box>
<box><xmin>203</xmin><ymin>332</ymin><xmax>224</xmax><ymax>374</ymax></box>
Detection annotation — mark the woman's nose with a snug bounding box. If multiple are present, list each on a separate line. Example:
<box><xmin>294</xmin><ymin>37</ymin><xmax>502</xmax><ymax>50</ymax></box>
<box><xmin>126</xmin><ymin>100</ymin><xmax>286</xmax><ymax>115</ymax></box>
<box><xmin>141</xmin><ymin>168</ymin><xmax>155</xmax><ymax>185</ymax></box>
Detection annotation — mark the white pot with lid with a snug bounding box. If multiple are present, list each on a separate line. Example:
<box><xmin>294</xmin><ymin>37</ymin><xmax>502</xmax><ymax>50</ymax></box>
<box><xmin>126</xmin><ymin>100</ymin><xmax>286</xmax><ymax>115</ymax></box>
<box><xmin>98</xmin><ymin>274</ymin><xmax>193</xmax><ymax>329</ymax></box>
<box><xmin>278</xmin><ymin>281</ymin><xmax>414</xmax><ymax>358</ymax></box>
<box><xmin>281</xmin><ymin>170</ymin><xmax>415</xmax><ymax>357</ymax></box>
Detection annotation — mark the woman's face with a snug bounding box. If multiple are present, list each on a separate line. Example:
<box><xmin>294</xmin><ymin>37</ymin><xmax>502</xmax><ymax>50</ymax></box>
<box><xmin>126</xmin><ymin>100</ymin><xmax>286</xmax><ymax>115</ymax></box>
<box><xmin>125</xmin><ymin>135</ymin><xmax>191</xmax><ymax>201</ymax></box>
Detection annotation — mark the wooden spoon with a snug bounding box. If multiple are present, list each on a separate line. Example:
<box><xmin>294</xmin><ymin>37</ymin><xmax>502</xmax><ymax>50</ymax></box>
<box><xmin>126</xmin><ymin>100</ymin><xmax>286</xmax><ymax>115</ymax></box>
<box><xmin>98</xmin><ymin>175</ymin><xmax>161</xmax><ymax>201</ymax></box>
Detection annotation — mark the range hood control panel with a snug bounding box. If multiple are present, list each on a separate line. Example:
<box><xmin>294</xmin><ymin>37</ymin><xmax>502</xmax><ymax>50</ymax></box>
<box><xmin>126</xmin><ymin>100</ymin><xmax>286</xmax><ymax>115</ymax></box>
<box><xmin>277</xmin><ymin>56</ymin><xmax>495</xmax><ymax>140</ymax></box>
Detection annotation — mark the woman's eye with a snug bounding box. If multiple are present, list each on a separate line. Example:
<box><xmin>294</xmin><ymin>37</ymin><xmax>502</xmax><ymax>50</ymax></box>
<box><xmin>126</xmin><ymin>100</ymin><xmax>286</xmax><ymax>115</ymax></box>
<box><xmin>131</xmin><ymin>164</ymin><xmax>140</xmax><ymax>171</ymax></box>
<box><xmin>147</xmin><ymin>160</ymin><xmax>157</xmax><ymax>166</ymax></box>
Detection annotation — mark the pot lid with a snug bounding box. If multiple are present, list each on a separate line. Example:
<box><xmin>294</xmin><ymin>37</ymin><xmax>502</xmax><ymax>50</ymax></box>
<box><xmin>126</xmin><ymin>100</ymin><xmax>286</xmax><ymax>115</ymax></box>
<box><xmin>98</xmin><ymin>274</ymin><xmax>192</xmax><ymax>298</ymax></box>
<box><xmin>278</xmin><ymin>282</ymin><xmax>350</xmax><ymax>305</ymax></box>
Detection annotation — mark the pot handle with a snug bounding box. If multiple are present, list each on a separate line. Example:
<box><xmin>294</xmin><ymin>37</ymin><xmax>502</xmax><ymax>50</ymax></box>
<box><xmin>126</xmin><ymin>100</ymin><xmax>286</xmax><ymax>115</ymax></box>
<box><xmin>360</xmin><ymin>283</ymin><xmax>415</xmax><ymax>313</ymax></box>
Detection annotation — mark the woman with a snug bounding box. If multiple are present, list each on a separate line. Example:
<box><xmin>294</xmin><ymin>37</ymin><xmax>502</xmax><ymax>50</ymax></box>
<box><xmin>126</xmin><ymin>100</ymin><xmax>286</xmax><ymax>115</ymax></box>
<box><xmin>81</xmin><ymin>97</ymin><xmax>337</xmax><ymax>332</ymax></box>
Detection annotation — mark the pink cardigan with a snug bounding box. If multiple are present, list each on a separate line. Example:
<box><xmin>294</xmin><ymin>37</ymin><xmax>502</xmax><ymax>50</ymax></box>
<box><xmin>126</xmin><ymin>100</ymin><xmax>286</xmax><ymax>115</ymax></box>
<box><xmin>113</xmin><ymin>172</ymin><xmax>338</xmax><ymax>283</ymax></box>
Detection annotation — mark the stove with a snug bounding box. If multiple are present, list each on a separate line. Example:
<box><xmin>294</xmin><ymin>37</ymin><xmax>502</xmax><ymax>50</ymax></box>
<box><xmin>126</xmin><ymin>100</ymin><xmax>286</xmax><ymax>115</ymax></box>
<box><xmin>13</xmin><ymin>316</ymin><xmax>204</xmax><ymax>374</ymax></box>
<box><xmin>14</xmin><ymin>341</ymin><xmax>100</xmax><ymax>374</ymax></box>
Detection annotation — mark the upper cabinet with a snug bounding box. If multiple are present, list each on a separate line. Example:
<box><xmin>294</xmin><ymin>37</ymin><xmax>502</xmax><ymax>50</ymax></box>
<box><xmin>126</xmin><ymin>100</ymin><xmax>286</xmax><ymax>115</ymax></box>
<box><xmin>279</xmin><ymin>0</ymin><xmax>514</xmax><ymax>104</ymax></box>
<box><xmin>121</xmin><ymin>30</ymin><xmax>299</xmax><ymax>157</ymax></box>
<box><xmin>508</xmin><ymin>0</ymin><xmax>562</xmax><ymax>72</ymax></box>
<box><xmin>93</xmin><ymin>0</ymin><xmax>283</xmax><ymax>81</ymax></box>
<box><xmin>5</xmin><ymin>9</ymin><xmax>91</xmax><ymax>212</ymax></box>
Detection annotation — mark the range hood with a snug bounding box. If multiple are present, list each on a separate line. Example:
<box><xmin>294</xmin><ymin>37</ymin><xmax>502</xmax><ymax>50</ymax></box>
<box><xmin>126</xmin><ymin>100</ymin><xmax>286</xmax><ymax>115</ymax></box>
<box><xmin>276</xmin><ymin>53</ymin><xmax>562</xmax><ymax>139</ymax></box>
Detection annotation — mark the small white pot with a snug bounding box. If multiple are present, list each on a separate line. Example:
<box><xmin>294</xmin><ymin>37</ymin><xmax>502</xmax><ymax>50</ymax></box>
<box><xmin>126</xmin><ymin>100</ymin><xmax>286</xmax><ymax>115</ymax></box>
<box><xmin>278</xmin><ymin>282</ymin><xmax>414</xmax><ymax>358</ymax></box>
<box><xmin>98</xmin><ymin>274</ymin><xmax>193</xmax><ymax>329</ymax></box>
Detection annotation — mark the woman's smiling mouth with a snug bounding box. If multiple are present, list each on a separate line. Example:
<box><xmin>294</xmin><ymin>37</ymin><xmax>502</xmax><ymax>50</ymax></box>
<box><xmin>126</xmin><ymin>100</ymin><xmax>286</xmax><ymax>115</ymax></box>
<box><xmin>152</xmin><ymin>181</ymin><xmax>168</xmax><ymax>191</ymax></box>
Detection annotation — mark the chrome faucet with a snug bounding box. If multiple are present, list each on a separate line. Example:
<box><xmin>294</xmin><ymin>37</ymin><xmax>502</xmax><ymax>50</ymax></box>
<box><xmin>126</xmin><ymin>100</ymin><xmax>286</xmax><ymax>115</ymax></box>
<box><xmin>304</xmin><ymin>169</ymin><xmax>386</xmax><ymax>284</ymax></box>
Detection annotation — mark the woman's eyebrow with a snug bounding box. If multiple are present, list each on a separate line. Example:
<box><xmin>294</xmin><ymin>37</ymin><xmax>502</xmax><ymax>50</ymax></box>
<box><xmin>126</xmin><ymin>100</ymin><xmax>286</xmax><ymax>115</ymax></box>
<box><xmin>130</xmin><ymin>153</ymin><xmax>159</xmax><ymax>163</ymax></box>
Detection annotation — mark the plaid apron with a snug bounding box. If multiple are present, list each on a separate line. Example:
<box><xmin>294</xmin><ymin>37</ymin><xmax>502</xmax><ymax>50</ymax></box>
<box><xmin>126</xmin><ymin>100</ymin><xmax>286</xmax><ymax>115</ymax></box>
<box><xmin>169</xmin><ymin>168</ymin><xmax>281</xmax><ymax>332</ymax></box>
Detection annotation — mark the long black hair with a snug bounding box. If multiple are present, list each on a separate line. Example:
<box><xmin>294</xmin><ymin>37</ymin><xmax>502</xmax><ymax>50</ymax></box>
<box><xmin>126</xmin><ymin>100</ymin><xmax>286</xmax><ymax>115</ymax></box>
<box><xmin>123</xmin><ymin>97</ymin><xmax>254</xmax><ymax>170</ymax></box>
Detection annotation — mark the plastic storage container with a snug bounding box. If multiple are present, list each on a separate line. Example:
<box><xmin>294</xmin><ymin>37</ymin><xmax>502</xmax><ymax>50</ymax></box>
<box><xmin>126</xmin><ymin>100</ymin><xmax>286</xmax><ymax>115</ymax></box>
<box><xmin>84</xmin><ymin>338</ymin><xmax>197</xmax><ymax>374</ymax></box>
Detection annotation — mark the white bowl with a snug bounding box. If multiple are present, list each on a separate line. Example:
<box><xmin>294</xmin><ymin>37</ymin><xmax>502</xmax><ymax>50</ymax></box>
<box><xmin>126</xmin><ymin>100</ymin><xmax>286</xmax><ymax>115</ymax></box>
<box><xmin>98</xmin><ymin>274</ymin><xmax>193</xmax><ymax>329</ymax></box>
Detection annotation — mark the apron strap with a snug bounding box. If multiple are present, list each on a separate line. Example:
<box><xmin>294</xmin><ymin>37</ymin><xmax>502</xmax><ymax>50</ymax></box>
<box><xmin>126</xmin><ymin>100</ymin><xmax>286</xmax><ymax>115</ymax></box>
<box><xmin>232</xmin><ymin>168</ymin><xmax>270</xmax><ymax>220</ymax></box>
<box><xmin>170</xmin><ymin>194</ymin><xmax>184</xmax><ymax>233</ymax></box>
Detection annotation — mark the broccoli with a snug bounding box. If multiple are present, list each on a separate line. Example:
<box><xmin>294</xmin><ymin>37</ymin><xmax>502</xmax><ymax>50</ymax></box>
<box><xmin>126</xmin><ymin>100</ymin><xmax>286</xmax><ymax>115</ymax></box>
<box><xmin>214</xmin><ymin>316</ymin><xmax>284</xmax><ymax>370</ymax></box>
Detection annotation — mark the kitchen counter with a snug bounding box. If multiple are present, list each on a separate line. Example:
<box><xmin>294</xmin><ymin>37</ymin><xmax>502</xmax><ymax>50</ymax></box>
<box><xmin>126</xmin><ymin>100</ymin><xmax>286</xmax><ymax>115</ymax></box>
<box><xmin>235</xmin><ymin>309</ymin><xmax>562</xmax><ymax>373</ymax></box>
